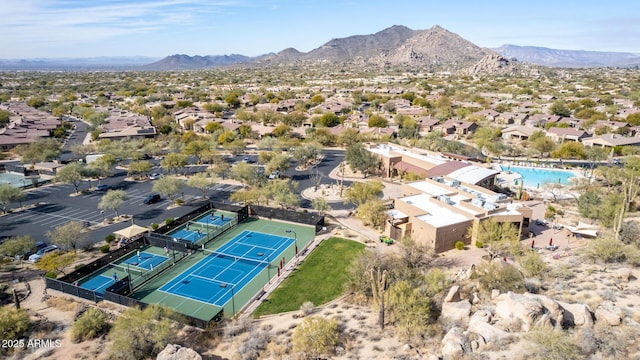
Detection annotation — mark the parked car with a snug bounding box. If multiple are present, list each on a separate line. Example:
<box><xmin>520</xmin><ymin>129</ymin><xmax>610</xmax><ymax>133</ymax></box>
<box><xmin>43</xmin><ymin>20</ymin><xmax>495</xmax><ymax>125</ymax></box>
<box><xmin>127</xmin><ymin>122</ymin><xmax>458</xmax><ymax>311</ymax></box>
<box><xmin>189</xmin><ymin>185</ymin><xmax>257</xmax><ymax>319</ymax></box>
<box><xmin>95</xmin><ymin>184</ymin><xmax>112</xmax><ymax>191</ymax></box>
<box><xmin>143</xmin><ymin>193</ymin><xmax>161</xmax><ymax>204</ymax></box>
<box><xmin>149</xmin><ymin>173</ymin><xmax>162</xmax><ymax>180</ymax></box>
<box><xmin>28</xmin><ymin>245</ymin><xmax>58</xmax><ymax>263</ymax></box>
<box><xmin>21</xmin><ymin>241</ymin><xmax>48</xmax><ymax>260</ymax></box>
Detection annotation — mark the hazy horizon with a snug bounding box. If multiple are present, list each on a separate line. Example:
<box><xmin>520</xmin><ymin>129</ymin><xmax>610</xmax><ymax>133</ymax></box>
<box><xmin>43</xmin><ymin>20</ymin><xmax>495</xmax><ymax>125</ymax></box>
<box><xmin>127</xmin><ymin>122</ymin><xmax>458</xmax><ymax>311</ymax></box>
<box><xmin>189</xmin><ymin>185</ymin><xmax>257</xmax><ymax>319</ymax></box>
<box><xmin>2</xmin><ymin>0</ymin><xmax>639</xmax><ymax>59</ymax></box>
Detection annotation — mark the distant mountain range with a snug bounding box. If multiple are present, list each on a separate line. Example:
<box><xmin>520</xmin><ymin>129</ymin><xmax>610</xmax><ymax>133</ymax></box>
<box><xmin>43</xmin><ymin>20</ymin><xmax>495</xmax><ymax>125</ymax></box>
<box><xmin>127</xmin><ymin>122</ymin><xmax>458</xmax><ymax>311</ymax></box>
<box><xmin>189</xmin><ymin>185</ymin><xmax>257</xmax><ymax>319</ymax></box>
<box><xmin>1</xmin><ymin>25</ymin><xmax>639</xmax><ymax>71</ymax></box>
<box><xmin>492</xmin><ymin>45</ymin><xmax>640</xmax><ymax>68</ymax></box>
<box><xmin>0</xmin><ymin>56</ymin><xmax>160</xmax><ymax>71</ymax></box>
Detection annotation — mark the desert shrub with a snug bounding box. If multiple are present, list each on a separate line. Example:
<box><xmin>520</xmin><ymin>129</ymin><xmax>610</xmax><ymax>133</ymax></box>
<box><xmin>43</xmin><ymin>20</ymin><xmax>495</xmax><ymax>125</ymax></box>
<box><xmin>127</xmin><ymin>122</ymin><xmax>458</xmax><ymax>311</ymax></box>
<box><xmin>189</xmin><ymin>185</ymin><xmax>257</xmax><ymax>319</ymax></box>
<box><xmin>518</xmin><ymin>251</ymin><xmax>548</xmax><ymax>278</ymax></box>
<box><xmin>619</xmin><ymin>221</ymin><xmax>640</xmax><ymax>247</ymax></box>
<box><xmin>164</xmin><ymin>218</ymin><xmax>174</xmax><ymax>225</ymax></box>
<box><xmin>300</xmin><ymin>301</ymin><xmax>315</xmax><ymax>316</ymax></box>
<box><xmin>71</xmin><ymin>307</ymin><xmax>110</xmax><ymax>342</ymax></box>
<box><xmin>386</xmin><ymin>280</ymin><xmax>432</xmax><ymax>341</ymax></box>
<box><xmin>237</xmin><ymin>328</ymin><xmax>271</xmax><ymax>360</ymax></box>
<box><xmin>292</xmin><ymin>316</ymin><xmax>339</xmax><ymax>359</ymax></box>
<box><xmin>524</xmin><ymin>278</ymin><xmax>542</xmax><ymax>293</ymax></box>
<box><xmin>454</xmin><ymin>241</ymin><xmax>465</xmax><ymax>250</ymax></box>
<box><xmin>475</xmin><ymin>240</ymin><xmax>483</xmax><ymax>248</ymax></box>
<box><xmin>108</xmin><ymin>305</ymin><xmax>175</xmax><ymax>360</ymax></box>
<box><xmin>423</xmin><ymin>268</ymin><xmax>450</xmax><ymax>296</ymax></box>
<box><xmin>44</xmin><ymin>271</ymin><xmax>57</xmax><ymax>278</ymax></box>
<box><xmin>526</xmin><ymin>327</ymin><xmax>580</xmax><ymax>360</ymax></box>
<box><xmin>100</xmin><ymin>244</ymin><xmax>110</xmax><ymax>253</ymax></box>
<box><xmin>224</xmin><ymin>317</ymin><xmax>252</xmax><ymax>338</ymax></box>
<box><xmin>105</xmin><ymin>234</ymin><xmax>116</xmax><ymax>244</ymax></box>
<box><xmin>577</xmin><ymin>322</ymin><xmax>639</xmax><ymax>358</ymax></box>
<box><xmin>583</xmin><ymin>236</ymin><xmax>640</xmax><ymax>264</ymax></box>
<box><xmin>477</xmin><ymin>262</ymin><xmax>524</xmax><ymax>293</ymax></box>
<box><xmin>150</xmin><ymin>223</ymin><xmax>159</xmax><ymax>230</ymax></box>
<box><xmin>74</xmin><ymin>264</ymin><xmax>85</xmax><ymax>270</ymax></box>
<box><xmin>548</xmin><ymin>263</ymin><xmax>575</xmax><ymax>280</ymax></box>
<box><xmin>0</xmin><ymin>306</ymin><xmax>31</xmax><ymax>355</ymax></box>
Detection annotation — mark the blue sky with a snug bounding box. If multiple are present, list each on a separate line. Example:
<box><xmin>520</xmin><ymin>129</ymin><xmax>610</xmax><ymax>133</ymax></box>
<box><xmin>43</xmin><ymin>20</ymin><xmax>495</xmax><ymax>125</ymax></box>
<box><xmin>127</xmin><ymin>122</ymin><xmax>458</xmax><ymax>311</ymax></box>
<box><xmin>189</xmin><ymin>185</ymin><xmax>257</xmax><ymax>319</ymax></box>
<box><xmin>1</xmin><ymin>0</ymin><xmax>639</xmax><ymax>58</ymax></box>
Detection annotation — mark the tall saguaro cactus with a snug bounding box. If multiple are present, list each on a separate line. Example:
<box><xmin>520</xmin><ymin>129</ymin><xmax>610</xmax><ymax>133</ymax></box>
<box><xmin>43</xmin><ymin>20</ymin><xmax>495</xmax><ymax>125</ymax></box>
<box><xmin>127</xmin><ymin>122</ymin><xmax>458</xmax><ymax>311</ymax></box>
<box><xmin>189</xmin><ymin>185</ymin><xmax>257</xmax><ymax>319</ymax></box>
<box><xmin>368</xmin><ymin>267</ymin><xmax>388</xmax><ymax>330</ymax></box>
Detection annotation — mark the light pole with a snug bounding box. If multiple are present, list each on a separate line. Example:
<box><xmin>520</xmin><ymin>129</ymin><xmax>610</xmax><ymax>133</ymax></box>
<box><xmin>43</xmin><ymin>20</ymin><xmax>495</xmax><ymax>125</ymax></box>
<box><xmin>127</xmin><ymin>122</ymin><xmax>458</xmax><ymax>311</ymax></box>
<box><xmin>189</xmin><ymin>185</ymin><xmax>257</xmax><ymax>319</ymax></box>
<box><xmin>220</xmin><ymin>283</ymin><xmax>235</xmax><ymax>318</ymax></box>
<box><xmin>100</xmin><ymin>210</ymin><xmax>105</xmax><ymax>223</ymax></box>
<box><xmin>286</xmin><ymin>229</ymin><xmax>298</xmax><ymax>257</ymax></box>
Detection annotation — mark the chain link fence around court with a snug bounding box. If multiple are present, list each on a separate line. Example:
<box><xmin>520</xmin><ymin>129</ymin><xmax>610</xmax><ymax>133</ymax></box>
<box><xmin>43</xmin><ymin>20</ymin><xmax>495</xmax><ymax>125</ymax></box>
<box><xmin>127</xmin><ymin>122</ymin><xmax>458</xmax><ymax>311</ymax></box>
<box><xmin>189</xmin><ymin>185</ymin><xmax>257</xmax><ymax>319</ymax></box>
<box><xmin>248</xmin><ymin>205</ymin><xmax>324</xmax><ymax>233</ymax></box>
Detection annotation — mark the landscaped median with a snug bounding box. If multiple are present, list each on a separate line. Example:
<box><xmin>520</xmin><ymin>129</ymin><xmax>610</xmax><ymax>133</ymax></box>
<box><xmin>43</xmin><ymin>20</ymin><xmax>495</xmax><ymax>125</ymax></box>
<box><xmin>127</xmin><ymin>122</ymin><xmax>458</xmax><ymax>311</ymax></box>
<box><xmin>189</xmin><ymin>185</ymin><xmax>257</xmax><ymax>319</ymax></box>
<box><xmin>253</xmin><ymin>237</ymin><xmax>365</xmax><ymax>317</ymax></box>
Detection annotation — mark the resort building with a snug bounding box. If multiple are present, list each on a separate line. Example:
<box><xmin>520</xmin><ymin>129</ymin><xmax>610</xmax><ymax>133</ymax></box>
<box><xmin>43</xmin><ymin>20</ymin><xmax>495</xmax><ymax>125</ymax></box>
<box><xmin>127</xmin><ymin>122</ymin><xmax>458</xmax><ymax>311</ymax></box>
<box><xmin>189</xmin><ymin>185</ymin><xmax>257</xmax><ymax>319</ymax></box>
<box><xmin>367</xmin><ymin>143</ymin><xmax>532</xmax><ymax>253</ymax></box>
<box><xmin>367</xmin><ymin>143</ymin><xmax>496</xmax><ymax>188</ymax></box>
<box><xmin>385</xmin><ymin>177</ymin><xmax>533</xmax><ymax>253</ymax></box>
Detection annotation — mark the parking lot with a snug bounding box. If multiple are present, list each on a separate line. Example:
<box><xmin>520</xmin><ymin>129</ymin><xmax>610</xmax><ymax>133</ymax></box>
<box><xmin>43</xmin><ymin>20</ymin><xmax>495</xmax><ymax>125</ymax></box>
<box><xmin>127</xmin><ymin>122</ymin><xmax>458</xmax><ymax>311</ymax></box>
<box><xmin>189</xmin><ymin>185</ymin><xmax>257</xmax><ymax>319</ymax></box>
<box><xmin>0</xmin><ymin>177</ymin><xmax>241</xmax><ymax>246</ymax></box>
<box><xmin>0</xmin><ymin>149</ymin><xmax>345</xmax><ymax>246</ymax></box>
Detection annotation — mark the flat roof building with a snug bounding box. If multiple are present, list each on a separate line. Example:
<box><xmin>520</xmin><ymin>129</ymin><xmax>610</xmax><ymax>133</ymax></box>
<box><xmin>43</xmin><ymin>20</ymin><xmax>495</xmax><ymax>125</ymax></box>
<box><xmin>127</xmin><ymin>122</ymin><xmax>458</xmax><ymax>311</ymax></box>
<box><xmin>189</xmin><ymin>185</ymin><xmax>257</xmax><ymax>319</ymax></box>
<box><xmin>382</xmin><ymin>166</ymin><xmax>532</xmax><ymax>253</ymax></box>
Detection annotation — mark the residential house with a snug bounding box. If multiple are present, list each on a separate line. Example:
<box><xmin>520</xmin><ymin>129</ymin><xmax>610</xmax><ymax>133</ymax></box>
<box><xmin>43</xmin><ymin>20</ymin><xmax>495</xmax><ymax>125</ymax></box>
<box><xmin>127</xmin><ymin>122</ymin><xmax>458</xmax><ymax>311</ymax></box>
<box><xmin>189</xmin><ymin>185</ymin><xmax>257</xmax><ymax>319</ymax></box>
<box><xmin>501</xmin><ymin>125</ymin><xmax>537</xmax><ymax>141</ymax></box>
<box><xmin>415</xmin><ymin>116</ymin><xmax>440</xmax><ymax>134</ymax></box>
<box><xmin>472</xmin><ymin>109</ymin><xmax>500</xmax><ymax>122</ymax></box>
<box><xmin>546</xmin><ymin>127</ymin><xmax>589</xmax><ymax>142</ymax></box>
<box><xmin>582</xmin><ymin>134</ymin><xmax>640</xmax><ymax>148</ymax></box>
<box><xmin>436</xmin><ymin>120</ymin><xmax>478</xmax><ymax>136</ymax></box>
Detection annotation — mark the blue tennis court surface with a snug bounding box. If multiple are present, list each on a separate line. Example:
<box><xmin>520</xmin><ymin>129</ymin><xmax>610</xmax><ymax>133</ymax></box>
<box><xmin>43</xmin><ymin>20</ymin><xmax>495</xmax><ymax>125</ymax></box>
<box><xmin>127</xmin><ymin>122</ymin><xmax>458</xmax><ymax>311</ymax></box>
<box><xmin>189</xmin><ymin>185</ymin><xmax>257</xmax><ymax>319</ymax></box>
<box><xmin>121</xmin><ymin>251</ymin><xmax>169</xmax><ymax>270</ymax></box>
<box><xmin>79</xmin><ymin>275</ymin><xmax>114</xmax><ymax>297</ymax></box>
<box><xmin>193</xmin><ymin>214</ymin><xmax>232</xmax><ymax>227</ymax></box>
<box><xmin>168</xmin><ymin>228</ymin><xmax>207</xmax><ymax>243</ymax></box>
<box><xmin>159</xmin><ymin>230</ymin><xmax>293</xmax><ymax>306</ymax></box>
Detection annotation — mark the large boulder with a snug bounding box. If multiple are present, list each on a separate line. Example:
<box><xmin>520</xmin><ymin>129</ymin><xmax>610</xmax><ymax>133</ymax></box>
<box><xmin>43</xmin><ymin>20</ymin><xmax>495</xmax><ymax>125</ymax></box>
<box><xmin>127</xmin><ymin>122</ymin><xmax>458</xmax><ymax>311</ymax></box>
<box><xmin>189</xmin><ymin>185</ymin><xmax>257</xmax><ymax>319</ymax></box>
<box><xmin>557</xmin><ymin>301</ymin><xmax>593</xmax><ymax>327</ymax></box>
<box><xmin>614</xmin><ymin>268</ymin><xmax>633</xmax><ymax>282</ymax></box>
<box><xmin>156</xmin><ymin>344</ymin><xmax>202</xmax><ymax>360</ymax></box>
<box><xmin>441</xmin><ymin>300</ymin><xmax>472</xmax><ymax>326</ymax></box>
<box><xmin>441</xmin><ymin>327</ymin><xmax>466</xmax><ymax>360</ymax></box>
<box><xmin>523</xmin><ymin>293</ymin><xmax>564</xmax><ymax>328</ymax></box>
<box><xmin>595</xmin><ymin>301</ymin><xmax>622</xmax><ymax>326</ymax></box>
<box><xmin>495</xmin><ymin>292</ymin><xmax>545</xmax><ymax>332</ymax></box>
<box><xmin>468</xmin><ymin>311</ymin><xmax>510</xmax><ymax>343</ymax></box>
<box><xmin>444</xmin><ymin>285</ymin><xmax>461</xmax><ymax>302</ymax></box>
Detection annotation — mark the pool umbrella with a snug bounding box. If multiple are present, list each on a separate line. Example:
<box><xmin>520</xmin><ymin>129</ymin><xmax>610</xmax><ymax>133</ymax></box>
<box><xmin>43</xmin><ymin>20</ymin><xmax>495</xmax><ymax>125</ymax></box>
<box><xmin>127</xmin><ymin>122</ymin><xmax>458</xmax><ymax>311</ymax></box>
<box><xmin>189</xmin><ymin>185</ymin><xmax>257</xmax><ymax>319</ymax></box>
<box><xmin>549</xmin><ymin>238</ymin><xmax>553</xmax><ymax>246</ymax></box>
<box><xmin>531</xmin><ymin>240</ymin><xmax>535</xmax><ymax>249</ymax></box>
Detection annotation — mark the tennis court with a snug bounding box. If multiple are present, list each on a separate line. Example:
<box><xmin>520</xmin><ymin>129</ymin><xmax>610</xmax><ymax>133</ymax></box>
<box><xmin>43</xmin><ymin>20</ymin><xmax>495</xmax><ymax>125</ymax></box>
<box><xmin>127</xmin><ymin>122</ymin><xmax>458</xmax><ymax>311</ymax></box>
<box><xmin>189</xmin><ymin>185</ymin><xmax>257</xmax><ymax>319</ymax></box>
<box><xmin>166</xmin><ymin>210</ymin><xmax>236</xmax><ymax>244</ymax></box>
<box><xmin>159</xmin><ymin>231</ymin><xmax>292</xmax><ymax>307</ymax></box>
<box><xmin>77</xmin><ymin>247</ymin><xmax>170</xmax><ymax>297</ymax></box>
<box><xmin>131</xmin><ymin>217</ymin><xmax>316</xmax><ymax>321</ymax></box>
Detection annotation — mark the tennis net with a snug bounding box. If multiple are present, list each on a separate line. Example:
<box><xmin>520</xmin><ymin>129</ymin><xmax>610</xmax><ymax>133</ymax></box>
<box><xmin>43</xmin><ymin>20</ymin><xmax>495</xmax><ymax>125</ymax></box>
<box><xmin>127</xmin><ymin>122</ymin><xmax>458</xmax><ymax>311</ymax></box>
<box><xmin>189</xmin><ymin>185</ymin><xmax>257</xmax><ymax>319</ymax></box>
<box><xmin>186</xmin><ymin>221</ymin><xmax>211</xmax><ymax>233</ymax></box>
<box><xmin>202</xmin><ymin>249</ymin><xmax>270</xmax><ymax>268</ymax></box>
<box><xmin>108</xmin><ymin>263</ymin><xmax>146</xmax><ymax>278</ymax></box>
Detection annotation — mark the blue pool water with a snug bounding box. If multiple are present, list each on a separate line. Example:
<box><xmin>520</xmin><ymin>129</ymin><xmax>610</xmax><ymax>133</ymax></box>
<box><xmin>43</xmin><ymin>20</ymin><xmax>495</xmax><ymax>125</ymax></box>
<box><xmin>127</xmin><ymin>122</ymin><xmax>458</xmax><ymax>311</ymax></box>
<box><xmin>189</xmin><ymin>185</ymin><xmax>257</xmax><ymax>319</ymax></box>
<box><xmin>500</xmin><ymin>165</ymin><xmax>575</xmax><ymax>188</ymax></box>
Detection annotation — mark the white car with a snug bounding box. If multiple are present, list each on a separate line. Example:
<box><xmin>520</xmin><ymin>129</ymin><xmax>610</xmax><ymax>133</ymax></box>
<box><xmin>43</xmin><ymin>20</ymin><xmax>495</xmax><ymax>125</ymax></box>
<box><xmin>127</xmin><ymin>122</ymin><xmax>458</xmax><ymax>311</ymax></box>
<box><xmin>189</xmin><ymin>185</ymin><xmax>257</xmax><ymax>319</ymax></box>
<box><xmin>149</xmin><ymin>173</ymin><xmax>162</xmax><ymax>180</ymax></box>
<box><xmin>28</xmin><ymin>245</ymin><xmax>58</xmax><ymax>263</ymax></box>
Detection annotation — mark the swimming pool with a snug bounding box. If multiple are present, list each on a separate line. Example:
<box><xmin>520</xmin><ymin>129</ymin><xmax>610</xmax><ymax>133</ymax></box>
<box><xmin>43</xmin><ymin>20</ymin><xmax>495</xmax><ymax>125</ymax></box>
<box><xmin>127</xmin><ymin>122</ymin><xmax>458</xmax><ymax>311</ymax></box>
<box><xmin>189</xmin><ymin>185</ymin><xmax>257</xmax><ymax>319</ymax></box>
<box><xmin>500</xmin><ymin>165</ymin><xmax>575</xmax><ymax>188</ymax></box>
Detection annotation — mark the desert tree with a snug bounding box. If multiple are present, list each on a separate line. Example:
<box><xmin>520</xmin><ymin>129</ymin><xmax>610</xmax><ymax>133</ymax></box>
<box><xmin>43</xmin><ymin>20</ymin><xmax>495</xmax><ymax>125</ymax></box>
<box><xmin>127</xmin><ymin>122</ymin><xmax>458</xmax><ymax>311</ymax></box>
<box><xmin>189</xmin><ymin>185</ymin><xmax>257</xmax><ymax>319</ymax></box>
<box><xmin>160</xmin><ymin>153</ymin><xmax>189</xmax><ymax>174</ymax></box>
<box><xmin>344</xmin><ymin>180</ymin><xmax>383</xmax><ymax>207</ymax></box>
<box><xmin>56</xmin><ymin>162</ymin><xmax>85</xmax><ymax>194</ymax></box>
<box><xmin>0</xmin><ymin>184</ymin><xmax>24</xmax><ymax>213</ymax></box>
<box><xmin>36</xmin><ymin>251</ymin><xmax>77</xmax><ymax>275</ymax></box>
<box><xmin>152</xmin><ymin>176</ymin><xmax>183</xmax><ymax>204</ymax></box>
<box><xmin>0</xmin><ymin>235</ymin><xmax>35</xmax><ymax>258</ymax></box>
<box><xmin>186</xmin><ymin>172</ymin><xmax>217</xmax><ymax>198</ymax></box>
<box><xmin>46</xmin><ymin>221</ymin><xmax>87</xmax><ymax>252</ymax></box>
<box><xmin>311</xmin><ymin>197</ymin><xmax>332</xmax><ymax>215</ymax></box>
<box><xmin>98</xmin><ymin>189</ymin><xmax>128</xmax><ymax>218</ymax></box>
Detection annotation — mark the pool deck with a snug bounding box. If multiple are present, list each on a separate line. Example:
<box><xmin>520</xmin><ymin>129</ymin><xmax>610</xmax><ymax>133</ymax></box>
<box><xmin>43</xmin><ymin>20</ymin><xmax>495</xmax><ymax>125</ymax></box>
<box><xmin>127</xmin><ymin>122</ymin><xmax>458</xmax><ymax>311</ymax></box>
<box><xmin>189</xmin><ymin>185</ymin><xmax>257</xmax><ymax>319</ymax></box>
<box><xmin>493</xmin><ymin>162</ymin><xmax>585</xmax><ymax>200</ymax></box>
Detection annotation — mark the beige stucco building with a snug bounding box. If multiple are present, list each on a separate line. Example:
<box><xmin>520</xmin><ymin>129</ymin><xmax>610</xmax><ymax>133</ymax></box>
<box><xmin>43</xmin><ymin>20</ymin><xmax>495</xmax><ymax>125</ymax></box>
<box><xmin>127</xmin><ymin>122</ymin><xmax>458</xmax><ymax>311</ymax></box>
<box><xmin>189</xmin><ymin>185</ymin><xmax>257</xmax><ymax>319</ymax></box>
<box><xmin>385</xmin><ymin>177</ymin><xmax>532</xmax><ymax>253</ymax></box>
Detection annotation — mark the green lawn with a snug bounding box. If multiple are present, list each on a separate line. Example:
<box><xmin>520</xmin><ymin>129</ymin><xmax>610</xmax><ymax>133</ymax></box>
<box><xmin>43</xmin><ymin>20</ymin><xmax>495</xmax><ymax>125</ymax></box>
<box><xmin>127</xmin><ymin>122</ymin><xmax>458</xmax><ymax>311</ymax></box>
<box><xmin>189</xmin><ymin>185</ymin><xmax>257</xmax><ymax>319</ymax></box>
<box><xmin>252</xmin><ymin>237</ymin><xmax>365</xmax><ymax>317</ymax></box>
